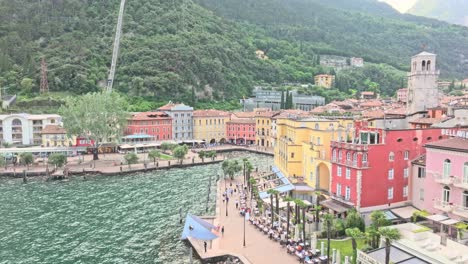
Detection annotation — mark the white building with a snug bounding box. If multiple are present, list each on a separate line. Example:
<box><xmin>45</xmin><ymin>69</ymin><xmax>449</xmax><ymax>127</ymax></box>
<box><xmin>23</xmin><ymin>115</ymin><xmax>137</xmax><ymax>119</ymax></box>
<box><xmin>159</xmin><ymin>102</ymin><xmax>194</xmax><ymax>141</ymax></box>
<box><xmin>0</xmin><ymin>114</ymin><xmax>61</xmax><ymax>145</ymax></box>
<box><xmin>407</xmin><ymin>51</ymin><xmax>440</xmax><ymax>114</ymax></box>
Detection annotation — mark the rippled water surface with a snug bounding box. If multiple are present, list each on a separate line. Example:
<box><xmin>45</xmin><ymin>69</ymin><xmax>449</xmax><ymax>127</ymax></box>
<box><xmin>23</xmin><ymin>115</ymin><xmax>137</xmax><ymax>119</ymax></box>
<box><xmin>0</xmin><ymin>152</ymin><xmax>272</xmax><ymax>264</ymax></box>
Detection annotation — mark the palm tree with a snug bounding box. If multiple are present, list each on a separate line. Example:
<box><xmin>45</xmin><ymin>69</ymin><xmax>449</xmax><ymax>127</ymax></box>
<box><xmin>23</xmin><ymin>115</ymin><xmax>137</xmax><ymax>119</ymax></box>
<box><xmin>295</xmin><ymin>200</ymin><xmax>308</xmax><ymax>241</ymax></box>
<box><xmin>267</xmin><ymin>189</ymin><xmax>276</xmax><ymax>225</ymax></box>
<box><xmin>314</xmin><ymin>191</ymin><xmax>322</xmax><ymax>231</ymax></box>
<box><xmin>365</xmin><ymin>226</ymin><xmax>379</xmax><ymax>249</ymax></box>
<box><xmin>346</xmin><ymin>228</ymin><xmax>364</xmax><ymax>264</ymax></box>
<box><xmin>283</xmin><ymin>196</ymin><xmax>294</xmax><ymax>241</ymax></box>
<box><xmin>323</xmin><ymin>213</ymin><xmax>335</xmax><ymax>263</ymax></box>
<box><xmin>370</xmin><ymin>210</ymin><xmax>390</xmax><ymax>248</ymax></box>
<box><xmin>379</xmin><ymin>227</ymin><xmax>401</xmax><ymax>264</ymax></box>
<box><xmin>148</xmin><ymin>150</ymin><xmax>161</xmax><ymax>165</ymax></box>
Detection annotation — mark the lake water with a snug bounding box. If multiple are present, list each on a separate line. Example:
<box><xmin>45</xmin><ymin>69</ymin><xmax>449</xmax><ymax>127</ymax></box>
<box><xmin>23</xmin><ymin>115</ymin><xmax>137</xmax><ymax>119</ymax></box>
<box><xmin>0</xmin><ymin>152</ymin><xmax>272</xmax><ymax>264</ymax></box>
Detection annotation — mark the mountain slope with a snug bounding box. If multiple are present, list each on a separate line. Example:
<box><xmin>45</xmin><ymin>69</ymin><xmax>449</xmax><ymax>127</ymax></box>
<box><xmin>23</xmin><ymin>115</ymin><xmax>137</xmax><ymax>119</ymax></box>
<box><xmin>196</xmin><ymin>0</ymin><xmax>468</xmax><ymax>78</ymax></box>
<box><xmin>408</xmin><ymin>0</ymin><xmax>468</xmax><ymax>27</ymax></box>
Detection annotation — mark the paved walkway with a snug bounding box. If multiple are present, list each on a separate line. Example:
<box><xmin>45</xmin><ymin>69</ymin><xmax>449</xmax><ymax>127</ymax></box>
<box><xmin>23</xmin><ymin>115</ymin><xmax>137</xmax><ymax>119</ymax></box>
<box><xmin>194</xmin><ymin>178</ymin><xmax>297</xmax><ymax>264</ymax></box>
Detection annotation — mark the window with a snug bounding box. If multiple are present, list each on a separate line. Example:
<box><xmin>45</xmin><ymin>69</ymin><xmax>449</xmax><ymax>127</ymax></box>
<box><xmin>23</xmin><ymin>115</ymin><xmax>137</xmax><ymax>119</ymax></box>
<box><xmin>464</xmin><ymin>163</ymin><xmax>468</xmax><ymax>184</ymax></box>
<box><xmin>337</xmin><ymin>184</ymin><xmax>342</xmax><ymax>197</ymax></box>
<box><xmin>362</xmin><ymin>153</ymin><xmax>368</xmax><ymax>163</ymax></box>
<box><xmin>338</xmin><ymin>151</ymin><xmax>343</xmax><ymax>160</ymax></box>
<box><xmin>345</xmin><ymin>187</ymin><xmax>351</xmax><ymax>200</ymax></box>
<box><xmin>463</xmin><ymin>191</ymin><xmax>468</xmax><ymax>209</ymax></box>
<box><xmin>346</xmin><ymin>152</ymin><xmax>351</xmax><ymax>161</ymax></box>
<box><xmin>332</xmin><ymin>149</ymin><xmax>337</xmax><ymax>161</ymax></box>
<box><xmin>404</xmin><ymin>168</ymin><xmax>409</xmax><ymax>178</ymax></box>
<box><xmin>403</xmin><ymin>185</ymin><xmax>408</xmax><ymax>197</ymax></box>
<box><xmin>418</xmin><ymin>167</ymin><xmax>426</xmax><ymax>178</ymax></box>
<box><xmin>315</xmin><ymin>123</ymin><xmax>319</xmax><ymax>130</ymax></box>
<box><xmin>317</xmin><ymin>137</ymin><xmax>321</xmax><ymax>145</ymax></box>
<box><xmin>291</xmin><ymin>153</ymin><xmax>295</xmax><ymax>159</ymax></box>
<box><xmin>388</xmin><ymin>187</ymin><xmax>394</xmax><ymax>199</ymax></box>
<box><xmin>337</xmin><ymin>166</ymin><xmax>342</xmax><ymax>177</ymax></box>
<box><xmin>353</xmin><ymin>153</ymin><xmax>358</xmax><ymax>163</ymax></box>
<box><xmin>443</xmin><ymin>186</ymin><xmax>450</xmax><ymax>204</ymax></box>
<box><xmin>419</xmin><ymin>189</ymin><xmax>424</xmax><ymax>201</ymax></box>
<box><xmin>443</xmin><ymin>159</ymin><xmax>451</xmax><ymax>177</ymax></box>
<box><xmin>404</xmin><ymin>151</ymin><xmax>409</xmax><ymax>160</ymax></box>
<box><xmin>345</xmin><ymin>168</ymin><xmax>351</xmax><ymax>179</ymax></box>
<box><xmin>388</xmin><ymin>169</ymin><xmax>394</xmax><ymax>180</ymax></box>
<box><xmin>389</xmin><ymin>152</ymin><xmax>395</xmax><ymax>161</ymax></box>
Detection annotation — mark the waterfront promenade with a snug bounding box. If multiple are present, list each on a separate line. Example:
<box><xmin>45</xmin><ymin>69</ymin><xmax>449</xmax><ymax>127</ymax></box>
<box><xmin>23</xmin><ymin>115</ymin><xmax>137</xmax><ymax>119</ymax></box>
<box><xmin>190</xmin><ymin>177</ymin><xmax>297</xmax><ymax>264</ymax></box>
<box><xmin>0</xmin><ymin>145</ymin><xmax>273</xmax><ymax>178</ymax></box>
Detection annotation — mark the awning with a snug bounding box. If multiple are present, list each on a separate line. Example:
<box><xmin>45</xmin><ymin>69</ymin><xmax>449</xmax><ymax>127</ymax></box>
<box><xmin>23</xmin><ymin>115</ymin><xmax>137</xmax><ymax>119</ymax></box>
<box><xmin>390</xmin><ymin>206</ymin><xmax>419</xmax><ymax>219</ymax></box>
<box><xmin>302</xmin><ymin>200</ymin><xmax>312</xmax><ymax>206</ymax></box>
<box><xmin>426</xmin><ymin>214</ymin><xmax>449</xmax><ymax>222</ymax></box>
<box><xmin>123</xmin><ymin>134</ymin><xmax>153</xmax><ymax>139</ymax></box>
<box><xmin>119</xmin><ymin>144</ymin><xmax>133</xmax><ymax>149</ymax></box>
<box><xmin>180</xmin><ymin>214</ymin><xmax>218</xmax><ymax>241</ymax></box>
<box><xmin>294</xmin><ymin>185</ymin><xmax>315</xmax><ymax>192</ymax></box>
<box><xmin>440</xmin><ymin>219</ymin><xmax>459</xmax><ymax>225</ymax></box>
<box><xmin>383</xmin><ymin>210</ymin><xmax>399</xmax><ymax>221</ymax></box>
<box><xmin>320</xmin><ymin>199</ymin><xmax>350</xmax><ymax>213</ymax></box>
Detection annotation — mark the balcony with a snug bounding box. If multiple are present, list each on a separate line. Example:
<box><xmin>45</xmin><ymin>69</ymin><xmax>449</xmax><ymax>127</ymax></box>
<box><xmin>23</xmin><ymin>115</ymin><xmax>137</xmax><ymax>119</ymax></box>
<box><xmin>330</xmin><ymin>193</ymin><xmax>354</xmax><ymax>207</ymax></box>
<box><xmin>433</xmin><ymin>200</ymin><xmax>453</xmax><ymax>212</ymax></box>
<box><xmin>433</xmin><ymin>173</ymin><xmax>455</xmax><ymax>185</ymax></box>
<box><xmin>330</xmin><ymin>141</ymin><xmax>369</xmax><ymax>151</ymax></box>
<box><xmin>452</xmin><ymin>206</ymin><xmax>468</xmax><ymax>219</ymax></box>
<box><xmin>453</xmin><ymin>178</ymin><xmax>468</xmax><ymax>190</ymax></box>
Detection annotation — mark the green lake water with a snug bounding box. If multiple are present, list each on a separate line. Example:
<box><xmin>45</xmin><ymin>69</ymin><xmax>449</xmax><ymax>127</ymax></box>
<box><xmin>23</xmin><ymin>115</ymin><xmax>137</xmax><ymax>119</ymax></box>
<box><xmin>0</xmin><ymin>152</ymin><xmax>272</xmax><ymax>264</ymax></box>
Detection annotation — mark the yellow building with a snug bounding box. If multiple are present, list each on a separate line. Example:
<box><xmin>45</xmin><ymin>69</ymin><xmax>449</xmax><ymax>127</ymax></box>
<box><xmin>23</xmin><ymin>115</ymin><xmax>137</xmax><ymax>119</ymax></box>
<box><xmin>274</xmin><ymin>116</ymin><xmax>354</xmax><ymax>193</ymax></box>
<box><xmin>41</xmin><ymin>125</ymin><xmax>76</xmax><ymax>147</ymax></box>
<box><xmin>254</xmin><ymin>109</ymin><xmax>279</xmax><ymax>148</ymax></box>
<box><xmin>193</xmin><ymin>110</ymin><xmax>230</xmax><ymax>144</ymax></box>
<box><xmin>314</xmin><ymin>74</ymin><xmax>335</xmax><ymax>89</ymax></box>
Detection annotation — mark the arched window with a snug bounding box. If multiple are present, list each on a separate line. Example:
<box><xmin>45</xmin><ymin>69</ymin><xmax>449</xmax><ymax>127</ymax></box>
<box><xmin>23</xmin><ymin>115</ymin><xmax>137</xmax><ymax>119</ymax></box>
<box><xmin>338</xmin><ymin>150</ymin><xmax>343</xmax><ymax>160</ymax></box>
<box><xmin>443</xmin><ymin>159</ymin><xmax>451</xmax><ymax>177</ymax></box>
<box><xmin>443</xmin><ymin>186</ymin><xmax>450</xmax><ymax>204</ymax></box>
<box><xmin>353</xmin><ymin>153</ymin><xmax>358</xmax><ymax>162</ymax></box>
<box><xmin>389</xmin><ymin>152</ymin><xmax>395</xmax><ymax>161</ymax></box>
<box><xmin>346</xmin><ymin>152</ymin><xmax>351</xmax><ymax>161</ymax></box>
<box><xmin>463</xmin><ymin>191</ymin><xmax>468</xmax><ymax>208</ymax></box>
<box><xmin>315</xmin><ymin>123</ymin><xmax>319</xmax><ymax>130</ymax></box>
<box><xmin>426</xmin><ymin>60</ymin><xmax>431</xmax><ymax>71</ymax></box>
<box><xmin>421</xmin><ymin>60</ymin><xmax>426</xmax><ymax>70</ymax></box>
<box><xmin>332</xmin><ymin>149</ymin><xmax>337</xmax><ymax>161</ymax></box>
<box><xmin>464</xmin><ymin>162</ymin><xmax>468</xmax><ymax>184</ymax></box>
<box><xmin>362</xmin><ymin>153</ymin><xmax>368</xmax><ymax>163</ymax></box>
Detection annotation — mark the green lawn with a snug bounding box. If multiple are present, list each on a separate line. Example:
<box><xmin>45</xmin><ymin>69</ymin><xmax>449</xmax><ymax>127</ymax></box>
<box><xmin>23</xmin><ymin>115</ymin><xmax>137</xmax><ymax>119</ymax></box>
<box><xmin>159</xmin><ymin>153</ymin><xmax>173</xmax><ymax>160</ymax></box>
<box><xmin>318</xmin><ymin>238</ymin><xmax>366</xmax><ymax>262</ymax></box>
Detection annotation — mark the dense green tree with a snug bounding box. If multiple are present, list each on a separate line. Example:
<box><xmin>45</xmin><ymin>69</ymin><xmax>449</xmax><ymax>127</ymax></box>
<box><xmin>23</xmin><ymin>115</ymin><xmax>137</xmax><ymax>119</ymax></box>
<box><xmin>59</xmin><ymin>92</ymin><xmax>128</xmax><ymax>160</ymax></box>
<box><xmin>148</xmin><ymin>150</ymin><xmax>161</xmax><ymax>165</ymax></box>
<box><xmin>124</xmin><ymin>153</ymin><xmax>139</xmax><ymax>168</ymax></box>
<box><xmin>19</xmin><ymin>153</ymin><xmax>34</xmax><ymax>169</ymax></box>
<box><xmin>173</xmin><ymin>145</ymin><xmax>189</xmax><ymax>164</ymax></box>
<box><xmin>48</xmin><ymin>153</ymin><xmax>67</xmax><ymax>168</ymax></box>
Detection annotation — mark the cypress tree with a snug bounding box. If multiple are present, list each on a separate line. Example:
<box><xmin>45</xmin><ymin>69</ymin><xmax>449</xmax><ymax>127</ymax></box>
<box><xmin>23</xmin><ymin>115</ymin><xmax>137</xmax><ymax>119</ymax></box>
<box><xmin>280</xmin><ymin>91</ymin><xmax>285</xmax><ymax>109</ymax></box>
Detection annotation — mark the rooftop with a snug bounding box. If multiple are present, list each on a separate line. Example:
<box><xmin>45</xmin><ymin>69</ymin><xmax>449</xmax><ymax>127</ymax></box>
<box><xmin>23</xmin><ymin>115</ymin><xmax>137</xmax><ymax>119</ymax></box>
<box><xmin>130</xmin><ymin>112</ymin><xmax>170</xmax><ymax>120</ymax></box>
<box><xmin>425</xmin><ymin>137</ymin><xmax>468</xmax><ymax>152</ymax></box>
<box><xmin>193</xmin><ymin>109</ymin><xmax>229</xmax><ymax>117</ymax></box>
<box><xmin>41</xmin><ymin>125</ymin><xmax>66</xmax><ymax>135</ymax></box>
<box><xmin>227</xmin><ymin>119</ymin><xmax>255</xmax><ymax>124</ymax></box>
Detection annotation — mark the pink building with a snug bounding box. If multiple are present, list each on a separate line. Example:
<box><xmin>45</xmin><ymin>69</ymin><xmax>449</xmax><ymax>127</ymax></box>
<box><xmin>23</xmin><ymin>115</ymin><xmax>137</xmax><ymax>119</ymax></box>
<box><xmin>422</xmin><ymin>136</ymin><xmax>468</xmax><ymax>222</ymax></box>
<box><xmin>397</xmin><ymin>88</ymin><xmax>407</xmax><ymax>103</ymax></box>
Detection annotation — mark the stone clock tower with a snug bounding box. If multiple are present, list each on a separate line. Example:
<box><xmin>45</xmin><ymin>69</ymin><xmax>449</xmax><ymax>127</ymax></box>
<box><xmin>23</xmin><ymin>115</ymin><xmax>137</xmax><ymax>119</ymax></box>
<box><xmin>406</xmin><ymin>51</ymin><xmax>440</xmax><ymax>114</ymax></box>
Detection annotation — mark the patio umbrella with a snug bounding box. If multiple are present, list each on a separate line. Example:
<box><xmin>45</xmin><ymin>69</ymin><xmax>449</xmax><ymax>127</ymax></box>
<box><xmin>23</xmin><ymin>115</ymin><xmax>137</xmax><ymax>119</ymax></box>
<box><xmin>336</xmin><ymin>250</ymin><xmax>341</xmax><ymax>264</ymax></box>
<box><xmin>320</xmin><ymin>241</ymin><xmax>325</xmax><ymax>257</ymax></box>
<box><xmin>344</xmin><ymin>256</ymin><xmax>349</xmax><ymax>264</ymax></box>
<box><xmin>294</xmin><ymin>225</ymin><xmax>300</xmax><ymax>240</ymax></box>
<box><xmin>332</xmin><ymin>248</ymin><xmax>336</xmax><ymax>263</ymax></box>
<box><xmin>310</xmin><ymin>232</ymin><xmax>317</xmax><ymax>253</ymax></box>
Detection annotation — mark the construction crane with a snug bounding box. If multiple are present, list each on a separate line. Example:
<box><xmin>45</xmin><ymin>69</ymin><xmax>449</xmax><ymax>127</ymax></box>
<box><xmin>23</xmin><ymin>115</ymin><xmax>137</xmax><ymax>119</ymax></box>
<box><xmin>106</xmin><ymin>0</ymin><xmax>127</xmax><ymax>92</ymax></box>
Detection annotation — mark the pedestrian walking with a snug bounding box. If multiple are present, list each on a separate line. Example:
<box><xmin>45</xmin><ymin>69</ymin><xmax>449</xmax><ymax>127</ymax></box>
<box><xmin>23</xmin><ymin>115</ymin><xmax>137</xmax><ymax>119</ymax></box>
<box><xmin>204</xmin><ymin>241</ymin><xmax>207</xmax><ymax>252</ymax></box>
<box><xmin>221</xmin><ymin>226</ymin><xmax>224</xmax><ymax>236</ymax></box>
<box><xmin>235</xmin><ymin>200</ymin><xmax>239</xmax><ymax>209</ymax></box>
<box><xmin>226</xmin><ymin>197</ymin><xmax>229</xmax><ymax>203</ymax></box>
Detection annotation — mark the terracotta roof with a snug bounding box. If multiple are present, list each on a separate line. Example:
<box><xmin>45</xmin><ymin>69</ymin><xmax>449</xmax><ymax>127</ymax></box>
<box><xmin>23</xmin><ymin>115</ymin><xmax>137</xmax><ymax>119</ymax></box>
<box><xmin>425</xmin><ymin>137</ymin><xmax>468</xmax><ymax>152</ymax></box>
<box><xmin>193</xmin><ymin>109</ymin><xmax>229</xmax><ymax>117</ymax></box>
<box><xmin>409</xmin><ymin>117</ymin><xmax>449</xmax><ymax>125</ymax></box>
<box><xmin>231</xmin><ymin>112</ymin><xmax>255</xmax><ymax>119</ymax></box>
<box><xmin>130</xmin><ymin>112</ymin><xmax>171</xmax><ymax>120</ymax></box>
<box><xmin>227</xmin><ymin>119</ymin><xmax>255</xmax><ymax>124</ymax></box>
<box><xmin>360</xmin><ymin>101</ymin><xmax>383</xmax><ymax>108</ymax></box>
<box><xmin>41</xmin><ymin>125</ymin><xmax>66</xmax><ymax>134</ymax></box>
<box><xmin>361</xmin><ymin>91</ymin><xmax>375</xmax><ymax>96</ymax></box>
<box><xmin>255</xmin><ymin>111</ymin><xmax>280</xmax><ymax>118</ymax></box>
<box><xmin>158</xmin><ymin>102</ymin><xmax>176</xmax><ymax>110</ymax></box>
<box><xmin>397</xmin><ymin>88</ymin><xmax>407</xmax><ymax>92</ymax></box>
<box><xmin>412</xmin><ymin>154</ymin><xmax>426</xmax><ymax>166</ymax></box>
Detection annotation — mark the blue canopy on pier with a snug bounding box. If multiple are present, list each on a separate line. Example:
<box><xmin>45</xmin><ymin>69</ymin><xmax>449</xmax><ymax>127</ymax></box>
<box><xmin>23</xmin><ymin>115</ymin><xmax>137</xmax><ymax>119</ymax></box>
<box><xmin>180</xmin><ymin>214</ymin><xmax>218</xmax><ymax>241</ymax></box>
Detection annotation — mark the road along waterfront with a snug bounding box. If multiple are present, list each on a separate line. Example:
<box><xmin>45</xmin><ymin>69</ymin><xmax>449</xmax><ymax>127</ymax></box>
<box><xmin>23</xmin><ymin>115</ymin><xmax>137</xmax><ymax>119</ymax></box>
<box><xmin>0</xmin><ymin>152</ymin><xmax>272</xmax><ymax>264</ymax></box>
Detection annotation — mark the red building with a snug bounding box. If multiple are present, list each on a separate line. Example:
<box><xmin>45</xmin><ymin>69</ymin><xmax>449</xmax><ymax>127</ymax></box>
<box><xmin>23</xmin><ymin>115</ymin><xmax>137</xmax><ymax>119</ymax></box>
<box><xmin>125</xmin><ymin>112</ymin><xmax>172</xmax><ymax>141</ymax></box>
<box><xmin>330</xmin><ymin>121</ymin><xmax>448</xmax><ymax>212</ymax></box>
<box><xmin>226</xmin><ymin>119</ymin><xmax>256</xmax><ymax>145</ymax></box>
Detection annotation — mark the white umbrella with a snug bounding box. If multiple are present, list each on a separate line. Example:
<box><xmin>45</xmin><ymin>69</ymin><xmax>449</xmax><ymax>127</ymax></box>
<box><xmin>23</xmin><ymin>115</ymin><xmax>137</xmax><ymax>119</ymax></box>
<box><xmin>294</xmin><ymin>225</ymin><xmax>300</xmax><ymax>240</ymax></box>
<box><xmin>344</xmin><ymin>256</ymin><xmax>349</xmax><ymax>264</ymax></box>
<box><xmin>310</xmin><ymin>232</ymin><xmax>317</xmax><ymax>253</ymax></box>
<box><xmin>320</xmin><ymin>241</ymin><xmax>325</xmax><ymax>257</ymax></box>
<box><xmin>336</xmin><ymin>250</ymin><xmax>341</xmax><ymax>264</ymax></box>
<box><xmin>332</xmin><ymin>248</ymin><xmax>336</xmax><ymax>263</ymax></box>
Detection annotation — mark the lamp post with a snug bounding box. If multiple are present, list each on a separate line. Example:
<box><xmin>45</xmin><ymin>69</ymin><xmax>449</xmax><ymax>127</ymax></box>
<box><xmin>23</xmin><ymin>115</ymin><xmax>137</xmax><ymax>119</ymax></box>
<box><xmin>243</xmin><ymin>211</ymin><xmax>246</xmax><ymax>247</ymax></box>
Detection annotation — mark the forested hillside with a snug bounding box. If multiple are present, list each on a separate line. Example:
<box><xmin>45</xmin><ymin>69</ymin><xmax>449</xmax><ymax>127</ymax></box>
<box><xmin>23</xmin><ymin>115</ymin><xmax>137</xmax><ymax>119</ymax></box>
<box><xmin>408</xmin><ymin>0</ymin><xmax>468</xmax><ymax>27</ymax></box>
<box><xmin>196</xmin><ymin>0</ymin><xmax>468</xmax><ymax>77</ymax></box>
<box><xmin>0</xmin><ymin>0</ymin><xmax>467</xmax><ymax>106</ymax></box>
